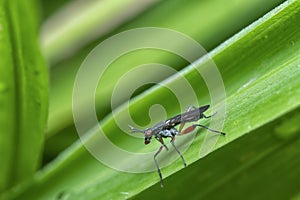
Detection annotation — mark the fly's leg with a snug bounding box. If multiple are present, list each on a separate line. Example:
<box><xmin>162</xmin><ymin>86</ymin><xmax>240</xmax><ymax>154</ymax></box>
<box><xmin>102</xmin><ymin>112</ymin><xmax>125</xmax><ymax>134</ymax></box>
<box><xmin>179</xmin><ymin>124</ymin><xmax>198</xmax><ymax>135</ymax></box>
<box><xmin>202</xmin><ymin>112</ymin><xmax>216</xmax><ymax>119</ymax></box>
<box><xmin>179</xmin><ymin>124</ymin><xmax>226</xmax><ymax>136</ymax></box>
<box><xmin>178</xmin><ymin>122</ymin><xmax>186</xmax><ymax>133</ymax></box>
<box><xmin>156</xmin><ymin>136</ymin><xmax>169</xmax><ymax>151</ymax></box>
<box><xmin>154</xmin><ymin>145</ymin><xmax>164</xmax><ymax>188</ymax></box>
<box><xmin>170</xmin><ymin>136</ymin><xmax>186</xmax><ymax>167</ymax></box>
<box><xmin>195</xmin><ymin>124</ymin><xmax>226</xmax><ymax>135</ymax></box>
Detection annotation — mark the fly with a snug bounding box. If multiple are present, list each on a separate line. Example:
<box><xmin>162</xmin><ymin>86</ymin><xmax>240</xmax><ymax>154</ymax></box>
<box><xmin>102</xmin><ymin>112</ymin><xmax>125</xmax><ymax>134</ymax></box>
<box><xmin>129</xmin><ymin>105</ymin><xmax>226</xmax><ymax>187</ymax></box>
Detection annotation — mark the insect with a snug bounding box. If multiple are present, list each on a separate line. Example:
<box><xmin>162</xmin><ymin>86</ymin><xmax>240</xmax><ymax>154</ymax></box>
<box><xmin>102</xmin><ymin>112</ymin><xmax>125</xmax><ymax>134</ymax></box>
<box><xmin>129</xmin><ymin>105</ymin><xmax>226</xmax><ymax>187</ymax></box>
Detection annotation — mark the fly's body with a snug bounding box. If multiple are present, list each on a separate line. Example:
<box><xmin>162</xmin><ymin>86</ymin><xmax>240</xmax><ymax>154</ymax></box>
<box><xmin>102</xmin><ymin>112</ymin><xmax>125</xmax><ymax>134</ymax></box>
<box><xmin>129</xmin><ymin>105</ymin><xmax>226</xmax><ymax>187</ymax></box>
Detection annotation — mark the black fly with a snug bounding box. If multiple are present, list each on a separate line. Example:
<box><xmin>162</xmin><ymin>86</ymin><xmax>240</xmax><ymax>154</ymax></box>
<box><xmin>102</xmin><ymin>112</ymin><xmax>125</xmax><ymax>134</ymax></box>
<box><xmin>129</xmin><ymin>105</ymin><xmax>226</xmax><ymax>188</ymax></box>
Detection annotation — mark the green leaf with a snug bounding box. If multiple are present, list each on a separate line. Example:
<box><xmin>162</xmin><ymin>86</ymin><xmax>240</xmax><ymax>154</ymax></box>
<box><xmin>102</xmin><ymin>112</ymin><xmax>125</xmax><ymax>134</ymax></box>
<box><xmin>40</xmin><ymin>0</ymin><xmax>162</xmax><ymax>64</ymax></box>
<box><xmin>8</xmin><ymin>0</ymin><xmax>300</xmax><ymax>199</ymax></box>
<box><xmin>0</xmin><ymin>0</ymin><xmax>48</xmax><ymax>192</ymax></box>
<box><xmin>134</xmin><ymin>108</ymin><xmax>300</xmax><ymax>200</ymax></box>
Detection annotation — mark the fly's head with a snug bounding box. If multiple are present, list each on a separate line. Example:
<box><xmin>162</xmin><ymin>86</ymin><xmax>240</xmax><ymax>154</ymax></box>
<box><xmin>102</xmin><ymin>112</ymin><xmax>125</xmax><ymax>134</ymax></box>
<box><xmin>144</xmin><ymin>128</ymin><xmax>152</xmax><ymax>145</ymax></box>
<box><xmin>129</xmin><ymin>125</ymin><xmax>153</xmax><ymax>145</ymax></box>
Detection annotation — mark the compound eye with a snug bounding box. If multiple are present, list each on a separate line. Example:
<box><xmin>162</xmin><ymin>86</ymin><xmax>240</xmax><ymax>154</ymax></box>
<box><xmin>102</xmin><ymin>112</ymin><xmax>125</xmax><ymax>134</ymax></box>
<box><xmin>145</xmin><ymin>129</ymin><xmax>152</xmax><ymax>137</ymax></box>
<box><xmin>144</xmin><ymin>138</ymin><xmax>151</xmax><ymax>145</ymax></box>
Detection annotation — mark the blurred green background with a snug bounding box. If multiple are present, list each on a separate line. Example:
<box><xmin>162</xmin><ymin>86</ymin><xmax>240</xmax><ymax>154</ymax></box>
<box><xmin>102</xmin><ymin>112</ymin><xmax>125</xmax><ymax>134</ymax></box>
<box><xmin>1</xmin><ymin>0</ymin><xmax>300</xmax><ymax>199</ymax></box>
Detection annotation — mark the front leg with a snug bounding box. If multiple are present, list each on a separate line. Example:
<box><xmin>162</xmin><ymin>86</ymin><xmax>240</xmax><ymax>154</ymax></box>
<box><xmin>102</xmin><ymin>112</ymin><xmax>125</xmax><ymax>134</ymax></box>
<box><xmin>154</xmin><ymin>145</ymin><xmax>164</xmax><ymax>188</ymax></box>
<box><xmin>155</xmin><ymin>136</ymin><xmax>168</xmax><ymax>151</ymax></box>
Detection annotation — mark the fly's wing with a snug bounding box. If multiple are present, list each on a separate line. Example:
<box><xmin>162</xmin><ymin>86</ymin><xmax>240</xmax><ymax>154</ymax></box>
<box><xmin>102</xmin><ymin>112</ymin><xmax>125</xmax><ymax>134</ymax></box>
<box><xmin>164</xmin><ymin>105</ymin><xmax>210</xmax><ymax>128</ymax></box>
<box><xmin>152</xmin><ymin>121</ymin><xmax>166</xmax><ymax>133</ymax></box>
<box><xmin>164</xmin><ymin>114</ymin><xmax>182</xmax><ymax>129</ymax></box>
<box><xmin>180</xmin><ymin>105</ymin><xmax>210</xmax><ymax>122</ymax></box>
<box><xmin>199</xmin><ymin>105</ymin><xmax>210</xmax><ymax>113</ymax></box>
<box><xmin>180</xmin><ymin>109</ymin><xmax>200</xmax><ymax>122</ymax></box>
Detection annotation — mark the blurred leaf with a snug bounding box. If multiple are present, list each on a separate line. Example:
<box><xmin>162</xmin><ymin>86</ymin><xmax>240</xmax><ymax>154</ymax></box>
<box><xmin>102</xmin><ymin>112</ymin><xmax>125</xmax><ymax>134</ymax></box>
<box><xmin>0</xmin><ymin>0</ymin><xmax>48</xmax><ymax>192</ymax></box>
<box><xmin>40</xmin><ymin>0</ymin><xmax>161</xmax><ymax>64</ymax></box>
<box><xmin>40</xmin><ymin>0</ymin><xmax>72</xmax><ymax>20</ymax></box>
<box><xmin>42</xmin><ymin>126</ymin><xmax>79</xmax><ymax>165</ymax></box>
<box><xmin>47</xmin><ymin>0</ymin><xmax>285</xmax><ymax>137</ymax></box>
<box><xmin>8</xmin><ymin>1</ymin><xmax>300</xmax><ymax>199</ymax></box>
